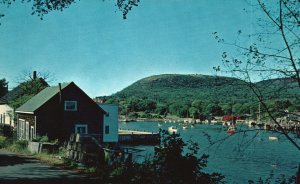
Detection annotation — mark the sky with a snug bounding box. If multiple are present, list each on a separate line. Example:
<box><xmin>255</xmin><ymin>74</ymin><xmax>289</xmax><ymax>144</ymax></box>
<box><xmin>0</xmin><ymin>0</ymin><xmax>256</xmax><ymax>97</ymax></box>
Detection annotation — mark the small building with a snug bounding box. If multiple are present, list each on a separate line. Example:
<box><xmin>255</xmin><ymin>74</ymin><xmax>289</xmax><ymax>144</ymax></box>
<box><xmin>98</xmin><ymin>104</ymin><xmax>119</xmax><ymax>143</ymax></box>
<box><xmin>15</xmin><ymin>82</ymin><xmax>106</xmax><ymax>141</ymax></box>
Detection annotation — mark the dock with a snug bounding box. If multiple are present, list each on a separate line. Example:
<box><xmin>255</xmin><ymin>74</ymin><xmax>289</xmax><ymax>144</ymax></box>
<box><xmin>118</xmin><ymin>129</ymin><xmax>160</xmax><ymax>145</ymax></box>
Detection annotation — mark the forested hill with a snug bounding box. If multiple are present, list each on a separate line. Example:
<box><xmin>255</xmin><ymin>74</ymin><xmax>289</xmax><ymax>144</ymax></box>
<box><xmin>102</xmin><ymin>74</ymin><xmax>299</xmax><ymax>118</ymax></box>
<box><xmin>111</xmin><ymin>74</ymin><xmax>251</xmax><ymax>104</ymax></box>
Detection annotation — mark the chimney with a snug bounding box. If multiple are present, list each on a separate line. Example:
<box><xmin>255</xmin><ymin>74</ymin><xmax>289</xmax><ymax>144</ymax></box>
<box><xmin>33</xmin><ymin>71</ymin><xmax>37</xmax><ymax>80</ymax></box>
<box><xmin>59</xmin><ymin>83</ymin><xmax>62</xmax><ymax>103</ymax></box>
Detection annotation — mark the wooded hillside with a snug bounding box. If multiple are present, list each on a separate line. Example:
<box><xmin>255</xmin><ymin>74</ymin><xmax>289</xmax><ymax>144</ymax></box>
<box><xmin>101</xmin><ymin>74</ymin><xmax>300</xmax><ymax>119</ymax></box>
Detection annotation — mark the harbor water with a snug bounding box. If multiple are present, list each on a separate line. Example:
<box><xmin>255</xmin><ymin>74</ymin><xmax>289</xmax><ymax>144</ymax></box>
<box><xmin>119</xmin><ymin>121</ymin><xmax>300</xmax><ymax>183</ymax></box>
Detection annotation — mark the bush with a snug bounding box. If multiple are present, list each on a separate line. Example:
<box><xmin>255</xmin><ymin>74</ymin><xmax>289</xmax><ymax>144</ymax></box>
<box><xmin>0</xmin><ymin>136</ymin><xmax>7</xmax><ymax>148</ymax></box>
<box><xmin>34</xmin><ymin>135</ymin><xmax>49</xmax><ymax>142</ymax></box>
<box><xmin>7</xmin><ymin>140</ymin><xmax>29</xmax><ymax>154</ymax></box>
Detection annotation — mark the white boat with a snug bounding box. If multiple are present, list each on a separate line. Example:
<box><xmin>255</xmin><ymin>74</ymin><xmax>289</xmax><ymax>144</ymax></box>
<box><xmin>182</xmin><ymin>125</ymin><xmax>188</xmax><ymax>130</ymax></box>
<box><xmin>269</xmin><ymin>136</ymin><xmax>278</xmax><ymax>141</ymax></box>
<box><xmin>168</xmin><ymin>126</ymin><xmax>178</xmax><ymax>134</ymax></box>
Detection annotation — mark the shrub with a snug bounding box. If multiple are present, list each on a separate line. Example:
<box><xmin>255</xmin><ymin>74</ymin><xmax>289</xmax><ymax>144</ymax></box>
<box><xmin>34</xmin><ymin>135</ymin><xmax>49</xmax><ymax>142</ymax></box>
<box><xmin>7</xmin><ymin>140</ymin><xmax>29</xmax><ymax>154</ymax></box>
<box><xmin>0</xmin><ymin>136</ymin><xmax>7</xmax><ymax>148</ymax></box>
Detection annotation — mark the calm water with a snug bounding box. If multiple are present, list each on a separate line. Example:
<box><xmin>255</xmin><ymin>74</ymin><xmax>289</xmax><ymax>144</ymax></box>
<box><xmin>119</xmin><ymin>121</ymin><xmax>300</xmax><ymax>184</ymax></box>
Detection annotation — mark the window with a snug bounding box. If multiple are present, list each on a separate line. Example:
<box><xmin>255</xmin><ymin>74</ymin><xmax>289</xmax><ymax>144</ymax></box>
<box><xmin>19</xmin><ymin>119</ymin><xmax>26</xmax><ymax>140</ymax></box>
<box><xmin>75</xmin><ymin>124</ymin><xmax>88</xmax><ymax>134</ymax></box>
<box><xmin>105</xmin><ymin>125</ymin><xmax>109</xmax><ymax>134</ymax></box>
<box><xmin>64</xmin><ymin>101</ymin><xmax>77</xmax><ymax>111</ymax></box>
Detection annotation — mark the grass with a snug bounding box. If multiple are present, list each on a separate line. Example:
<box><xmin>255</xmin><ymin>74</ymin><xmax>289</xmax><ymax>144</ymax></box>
<box><xmin>35</xmin><ymin>152</ymin><xmax>64</xmax><ymax>166</ymax></box>
<box><xmin>34</xmin><ymin>151</ymin><xmax>99</xmax><ymax>176</ymax></box>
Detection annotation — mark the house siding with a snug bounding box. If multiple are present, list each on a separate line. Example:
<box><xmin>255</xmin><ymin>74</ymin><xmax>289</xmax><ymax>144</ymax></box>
<box><xmin>99</xmin><ymin>104</ymin><xmax>119</xmax><ymax>143</ymax></box>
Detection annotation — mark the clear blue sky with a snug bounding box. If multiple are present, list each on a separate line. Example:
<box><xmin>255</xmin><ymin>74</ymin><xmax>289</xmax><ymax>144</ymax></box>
<box><xmin>0</xmin><ymin>0</ymin><xmax>255</xmax><ymax>97</ymax></box>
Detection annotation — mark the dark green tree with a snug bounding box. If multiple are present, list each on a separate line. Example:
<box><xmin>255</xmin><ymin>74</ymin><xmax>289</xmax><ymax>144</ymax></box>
<box><xmin>153</xmin><ymin>131</ymin><xmax>224</xmax><ymax>184</ymax></box>
<box><xmin>205</xmin><ymin>103</ymin><xmax>224</xmax><ymax>116</ymax></box>
<box><xmin>0</xmin><ymin>78</ymin><xmax>8</xmax><ymax>98</ymax></box>
<box><xmin>191</xmin><ymin>100</ymin><xmax>203</xmax><ymax>113</ymax></box>
<box><xmin>127</xmin><ymin>96</ymin><xmax>141</xmax><ymax>112</ymax></box>
<box><xmin>169</xmin><ymin>102</ymin><xmax>190</xmax><ymax>118</ymax></box>
<box><xmin>155</xmin><ymin>104</ymin><xmax>168</xmax><ymax>116</ymax></box>
<box><xmin>189</xmin><ymin>106</ymin><xmax>199</xmax><ymax>119</ymax></box>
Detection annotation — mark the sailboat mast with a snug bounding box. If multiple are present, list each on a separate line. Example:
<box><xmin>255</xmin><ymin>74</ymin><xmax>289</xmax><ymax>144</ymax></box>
<box><xmin>258</xmin><ymin>103</ymin><xmax>261</xmax><ymax>121</ymax></box>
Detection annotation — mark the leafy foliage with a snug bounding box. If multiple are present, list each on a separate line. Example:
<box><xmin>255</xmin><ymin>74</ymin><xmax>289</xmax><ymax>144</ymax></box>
<box><xmin>0</xmin><ymin>0</ymin><xmax>140</xmax><ymax>22</ymax></box>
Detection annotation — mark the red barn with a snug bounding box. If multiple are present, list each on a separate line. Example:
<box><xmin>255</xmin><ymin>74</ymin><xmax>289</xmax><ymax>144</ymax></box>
<box><xmin>15</xmin><ymin>82</ymin><xmax>105</xmax><ymax>141</ymax></box>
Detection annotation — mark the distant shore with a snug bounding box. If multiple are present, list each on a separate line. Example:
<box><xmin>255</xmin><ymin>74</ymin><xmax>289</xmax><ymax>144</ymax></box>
<box><xmin>118</xmin><ymin>116</ymin><xmax>205</xmax><ymax>124</ymax></box>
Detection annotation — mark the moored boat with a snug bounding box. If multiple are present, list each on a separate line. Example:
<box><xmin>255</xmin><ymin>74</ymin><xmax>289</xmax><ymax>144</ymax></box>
<box><xmin>227</xmin><ymin>126</ymin><xmax>235</xmax><ymax>135</ymax></box>
<box><xmin>269</xmin><ymin>136</ymin><xmax>278</xmax><ymax>141</ymax></box>
<box><xmin>168</xmin><ymin>126</ymin><xmax>178</xmax><ymax>134</ymax></box>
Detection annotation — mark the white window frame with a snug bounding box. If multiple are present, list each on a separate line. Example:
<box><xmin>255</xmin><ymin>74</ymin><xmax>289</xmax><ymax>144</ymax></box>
<box><xmin>25</xmin><ymin>121</ymin><xmax>29</xmax><ymax>140</ymax></box>
<box><xmin>64</xmin><ymin>101</ymin><xmax>77</xmax><ymax>111</ymax></box>
<box><xmin>75</xmin><ymin>124</ymin><xmax>88</xmax><ymax>134</ymax></box>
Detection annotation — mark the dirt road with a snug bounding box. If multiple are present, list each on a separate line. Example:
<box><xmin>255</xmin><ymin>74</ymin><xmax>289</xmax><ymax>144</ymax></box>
<box><xmin>0</xmin><ymin>149</ymin><xmax>99</xmax><ymax>184</ymax></box>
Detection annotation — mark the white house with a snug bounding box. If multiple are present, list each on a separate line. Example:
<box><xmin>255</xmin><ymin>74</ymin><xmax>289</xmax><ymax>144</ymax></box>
<box><xmin>0</xmin><ymin>100</ymin><xmax>14</xmax><ymax>127</ymax></box>
<box><xmin>98</xmin><ymin>104</ymin><xmax>119</xmax><ymax>143</ymax></box>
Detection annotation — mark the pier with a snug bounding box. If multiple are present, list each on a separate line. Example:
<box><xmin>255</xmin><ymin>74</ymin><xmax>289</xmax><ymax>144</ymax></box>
<box><xmin>118</xmin><ymin>129</ymin><xmax>160</xmax><ymax>145</ymax></box>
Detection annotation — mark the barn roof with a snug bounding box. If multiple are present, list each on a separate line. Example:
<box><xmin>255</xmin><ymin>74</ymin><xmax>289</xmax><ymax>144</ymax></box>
<box><xmin>16</xmin><ymin>83</ymin><xmax>71</xmax><ymax>114</ymax></box>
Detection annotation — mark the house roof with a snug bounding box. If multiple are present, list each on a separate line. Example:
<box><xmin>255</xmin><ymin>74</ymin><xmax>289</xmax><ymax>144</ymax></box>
<box><xmin>98</xmin><ymin>104</ymin><xmax>118</xmax><ymax>114</ymax></box>
<box><xmin>16</xmin><ymin>83</ymin><xmax>71</xmax><ymax>114</ymax></box>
